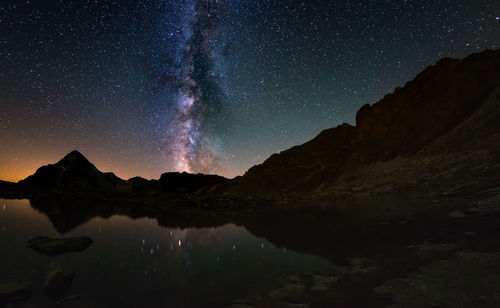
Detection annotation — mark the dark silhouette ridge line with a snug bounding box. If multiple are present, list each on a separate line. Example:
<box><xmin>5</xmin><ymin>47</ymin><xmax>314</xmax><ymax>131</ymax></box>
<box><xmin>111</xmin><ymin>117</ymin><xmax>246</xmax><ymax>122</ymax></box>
<box><xmin>1</xmin><ymin>48</ymin><xmax>500</xmax><ymax>199</ymax></box>
<box><xmin>227</xmin><ymin>48</ymin><xmax>500</xmax><ymax>196</ymax></box>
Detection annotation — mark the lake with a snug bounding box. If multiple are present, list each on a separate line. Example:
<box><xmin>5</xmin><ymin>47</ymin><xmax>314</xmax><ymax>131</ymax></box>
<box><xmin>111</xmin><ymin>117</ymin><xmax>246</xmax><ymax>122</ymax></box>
<box><xmin>0</xmin><ymin>198</ymin><xmax>331</xmax><ymax>307</ymax></box>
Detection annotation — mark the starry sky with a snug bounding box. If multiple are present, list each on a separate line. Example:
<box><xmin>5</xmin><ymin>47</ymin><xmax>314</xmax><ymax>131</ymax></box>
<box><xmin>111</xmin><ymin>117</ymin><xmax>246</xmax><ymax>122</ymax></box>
<box><xmin>1</xmin><ymin>0</ymin><xmax>499</xmax><ymax>181</ymax></box>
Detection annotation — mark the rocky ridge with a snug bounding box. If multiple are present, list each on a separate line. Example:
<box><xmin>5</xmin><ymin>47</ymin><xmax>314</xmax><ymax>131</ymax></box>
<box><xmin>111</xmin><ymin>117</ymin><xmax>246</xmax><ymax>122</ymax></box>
<box><xmin>229</xmin><ymin>49</ymin><xmax>500</xmax><ymax>198</ymax></box>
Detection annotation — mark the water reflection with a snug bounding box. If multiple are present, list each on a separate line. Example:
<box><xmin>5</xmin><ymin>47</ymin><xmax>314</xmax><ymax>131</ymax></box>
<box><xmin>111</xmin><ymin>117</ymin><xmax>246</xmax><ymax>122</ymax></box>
<box><xmin>2</xmin><ymin>196</ymin><xmax>499</xmax><ymax>306</ymax></box>
<box><xmin>28</xmin><ymin>197</ymin><xmax>229</xmax><ymax>234</ymax></box>
<box><xmin>0</xmin><ymin>199</ymin><xmax>331</xmax><ymax>307</ymax></box>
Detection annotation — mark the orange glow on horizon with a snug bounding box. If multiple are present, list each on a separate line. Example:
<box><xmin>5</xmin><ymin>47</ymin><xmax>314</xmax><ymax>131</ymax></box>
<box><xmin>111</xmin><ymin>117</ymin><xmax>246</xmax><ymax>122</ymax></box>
<box><xmin>0</xmin><ymin>152</ymin><xmax>243</xmax><ymax>183</ymax></box>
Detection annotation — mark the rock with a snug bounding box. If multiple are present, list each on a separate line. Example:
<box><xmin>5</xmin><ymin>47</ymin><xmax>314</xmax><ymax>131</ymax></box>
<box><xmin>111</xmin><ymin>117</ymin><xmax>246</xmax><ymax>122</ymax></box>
<box><xmin>44</xmin><ymin>269</ymin><xmax>75</xmax><ymax>300</ymax></box>
<box><xmin>228</xmin><ymin>49</ymin><xmax>500</xmax><ymax>196</ymax></box>
<box><xmin>268</xmin><ymin>276</ymin><xmax>306</xmax><ymax>299</ymax></box>
<box><xmin>406</xmin><ymin>242</ymin><xmax>458</xmax><ymax>259</ymax></box>
<box><xmin>310</xmin><ymin>274</ymin><xmax>340</xmax><ymax>291</ymax></box>
<box><xmin>27</xmin><ymin>236</ymin><xmax>92</xmax><ymax>257</ymax></box>
<box><xmin>0</xmin><ymin>281</ymin><xmax>31</xmax><ymax>306</ymax></box>
<box><xmin>374</xmin><ymin>252</ymin><xmax>500</xmax><ymax>307</ymax></box>
<box><xmin>56</xmin><ymin>294</ymin><xmax>82</xmax><ymax>305</ymax></box>
<box><xmin>228</xmin><ymin>295</ymin><xmax>262</xmax><ymax>308</ymax></box>
<box><xmin>447</xmin><ymin>209</ymin><xmax>467</xmax><ymax>217</ymax></box>
<box><xmin>415</xmin><ymin>243</ymin><xmax>458</xmax><ymax>258</ymax></box>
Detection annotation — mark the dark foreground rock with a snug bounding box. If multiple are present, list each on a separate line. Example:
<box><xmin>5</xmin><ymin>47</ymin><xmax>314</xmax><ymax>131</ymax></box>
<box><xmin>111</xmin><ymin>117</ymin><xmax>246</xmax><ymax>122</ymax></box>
<box><xmin>375</xmin><ymin>251</ymin><xmax>500</xmax><ymax>307</ymax></box>
<box><xmin>26</xmin><ymin>236</ymin><xmax>93</xmax><ymax>257</ymax></box>
<box><xmin>44</xmin><ymin>269</ymin><xmax>75</xmax><ymax>300</ymax></box>
<box><xmin>0</xmin><ymin>281</ymin><xmax>31</xmax><ymax>307</ymax></box>
<box><xmin>56</xmin><ymin>294</ymin><xmax>82</xmax><ymax>305</ymax></box>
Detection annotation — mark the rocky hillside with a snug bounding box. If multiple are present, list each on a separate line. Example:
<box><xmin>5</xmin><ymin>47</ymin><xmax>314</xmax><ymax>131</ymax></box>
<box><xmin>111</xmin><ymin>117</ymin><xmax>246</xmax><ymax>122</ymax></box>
<box><xmin>229</xmin><ymin>49</ymin><xmax>500</xmax><ymax>197</ymax></box>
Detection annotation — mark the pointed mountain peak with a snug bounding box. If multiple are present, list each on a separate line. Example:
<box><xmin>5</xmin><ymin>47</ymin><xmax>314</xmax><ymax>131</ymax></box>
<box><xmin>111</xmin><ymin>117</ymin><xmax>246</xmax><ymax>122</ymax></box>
<box><xmin>63</xmin><ymin>150</ymin><xmax>86</xmax><ymax>160</ymax></box>
<box><xmin>56</xmin><ymin>150</ymin><xmax>99</xmax><ymax>172</ymax></box>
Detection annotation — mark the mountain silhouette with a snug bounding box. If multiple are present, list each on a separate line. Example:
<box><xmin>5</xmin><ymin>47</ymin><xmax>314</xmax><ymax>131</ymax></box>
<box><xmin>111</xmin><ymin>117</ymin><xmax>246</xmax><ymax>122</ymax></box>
<box><xmin>19</xmin><ymin>150</ymin><xmax>127</xmax><ymax>192</ymax></box>
<box><xmin>2</xmin><ymin>49</ymin><xmax>500</xmax><ymax>200</ymax></box>
<box><xmin>11</xmin><ymin>150</ymin><xmax>227</xmax><ymax>197</ymax></box>
<box><xmin>228</xmin><ymin>49</ymin><xmax>500</xmax><ymax>197</ymax></box>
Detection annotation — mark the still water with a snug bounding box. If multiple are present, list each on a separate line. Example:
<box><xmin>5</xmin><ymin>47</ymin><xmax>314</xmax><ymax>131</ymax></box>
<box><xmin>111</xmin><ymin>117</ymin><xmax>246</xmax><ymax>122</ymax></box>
<box><xmin>0</xmin><ymin>199</ymin><xmax>331</xmax><ymax>307</ymax></box>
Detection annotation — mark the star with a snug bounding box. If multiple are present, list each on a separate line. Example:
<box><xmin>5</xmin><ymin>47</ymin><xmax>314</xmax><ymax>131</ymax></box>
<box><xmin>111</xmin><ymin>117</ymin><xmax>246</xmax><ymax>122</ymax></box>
<box><xmin>0</xmin><ymin>0</ymin><xmax>499</xmax><ymax>181</ymax></box>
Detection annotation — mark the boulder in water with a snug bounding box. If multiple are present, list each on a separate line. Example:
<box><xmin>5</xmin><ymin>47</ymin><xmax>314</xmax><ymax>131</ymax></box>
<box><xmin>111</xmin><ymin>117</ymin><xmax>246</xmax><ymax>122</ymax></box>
<box><xmin>26</xmin><ymin>236</ymin><xmax>93</xmax><ymax>257</ymax></box>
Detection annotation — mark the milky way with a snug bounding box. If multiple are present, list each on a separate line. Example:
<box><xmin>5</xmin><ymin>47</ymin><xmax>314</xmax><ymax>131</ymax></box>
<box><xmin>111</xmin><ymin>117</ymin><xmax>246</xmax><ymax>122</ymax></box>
<box><xmin>0</xmin><ymin>0</ymin><xmax>499</xmax><ymax>181</ymax></box>
<box><xmin>163</xmin><ymin>0</ymin><xmax>227</xmax><ymax>174</ymax></box>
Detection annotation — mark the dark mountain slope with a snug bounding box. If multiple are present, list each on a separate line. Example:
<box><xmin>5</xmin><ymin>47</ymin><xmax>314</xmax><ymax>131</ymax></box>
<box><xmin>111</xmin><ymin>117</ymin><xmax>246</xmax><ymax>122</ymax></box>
<box><xmin>3</xmin><ymin>49</ymin><xmax>500</xmax><ymax>201</ymax></box>
<box><xmin>320</xmin><ymin>84</ymin><xmax>500</xmax><ymax>198</ymax></box>
<box><xmin>229</xmin><ymin>49</ymin><xmax>500</xmax><ymax>196</ymax></box>
<box><xmin>126</xmin><ymin>172</ymin><xmax>228</xmax><ymax>195</ymax></box>
<box><xmin>157</xmin><ymin>172</ymin><xmax>228</xmax><ymax>194</ymax></box>
<box><xmin>19</xmin><ymin>150</ymin><xmax>128</xmax><ymax>192</ymax></box>
<box><xmin>8</xmin><ymin>151</ymin><xmax>228</xmax><ymax>198</ymax></box>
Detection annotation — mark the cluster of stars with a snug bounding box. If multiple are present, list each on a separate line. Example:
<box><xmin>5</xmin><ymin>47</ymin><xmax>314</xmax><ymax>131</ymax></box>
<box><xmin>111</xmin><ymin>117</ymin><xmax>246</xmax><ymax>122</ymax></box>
<box><xmin>0</xmin><ymin>0</ymin><xmax>499</xmax><ymax>180</ymax></box>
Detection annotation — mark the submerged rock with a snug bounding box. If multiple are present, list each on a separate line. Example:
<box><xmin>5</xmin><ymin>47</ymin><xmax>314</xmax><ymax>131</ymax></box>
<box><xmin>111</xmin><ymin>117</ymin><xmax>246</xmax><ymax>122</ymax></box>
<box><xmin>0</xmin><ymin>281</ymin><xmax>32</xmax><ymax>306</ymax></box>
<box><xmin>44</xmin><ymin>269</ymin><xmax>75</xmax><ymax>300</ymax></box>
<box><xmin>26</xmin><ymin>236</ymin><xmax>93</xmax><ymax>257</ymax></box>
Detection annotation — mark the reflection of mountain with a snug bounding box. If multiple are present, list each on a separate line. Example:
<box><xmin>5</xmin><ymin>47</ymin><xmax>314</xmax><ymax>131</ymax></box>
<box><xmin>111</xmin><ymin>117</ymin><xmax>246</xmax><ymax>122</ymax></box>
<box><xmin>29</xmin><ymin>198</ymin><xmax>228</xmax><ymax>234</ymax></box>
<box><xmin>16</xmin><ymin>190</ymin><xmax>500</xmax><ymax>307</ymax></box>
<box><xmin>27</xmin><ymin>195</ymin><xmax>500</xmax><ymax>267</ymax></box>
<box><xmin>29</xmin><ymin>198</ymin><xmax>116</xmax><ymax>233</ymax></box>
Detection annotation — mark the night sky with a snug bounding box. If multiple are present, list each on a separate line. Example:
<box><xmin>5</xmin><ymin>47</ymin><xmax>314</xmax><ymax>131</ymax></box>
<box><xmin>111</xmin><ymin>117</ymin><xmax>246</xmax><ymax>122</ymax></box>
<box><xmin>1</xmin><ymin>0</ymin><xmax>499</xmax><ymax>181</ymax></box>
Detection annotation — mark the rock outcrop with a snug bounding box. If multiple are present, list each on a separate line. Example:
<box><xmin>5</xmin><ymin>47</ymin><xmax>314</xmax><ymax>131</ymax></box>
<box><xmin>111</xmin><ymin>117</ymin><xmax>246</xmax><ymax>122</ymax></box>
<box><xmin>229</xmin><ymin>49</ymin><xmax>500</xmax><ymax>196</ymax></box>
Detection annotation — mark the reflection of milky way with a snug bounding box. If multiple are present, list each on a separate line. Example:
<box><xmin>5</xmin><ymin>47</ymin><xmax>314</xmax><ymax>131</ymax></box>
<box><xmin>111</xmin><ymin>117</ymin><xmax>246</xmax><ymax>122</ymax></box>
<box><xmin>164</xmin><ymin>0</ymin><xmax>226</xmax><ymax>174</ymax></box>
